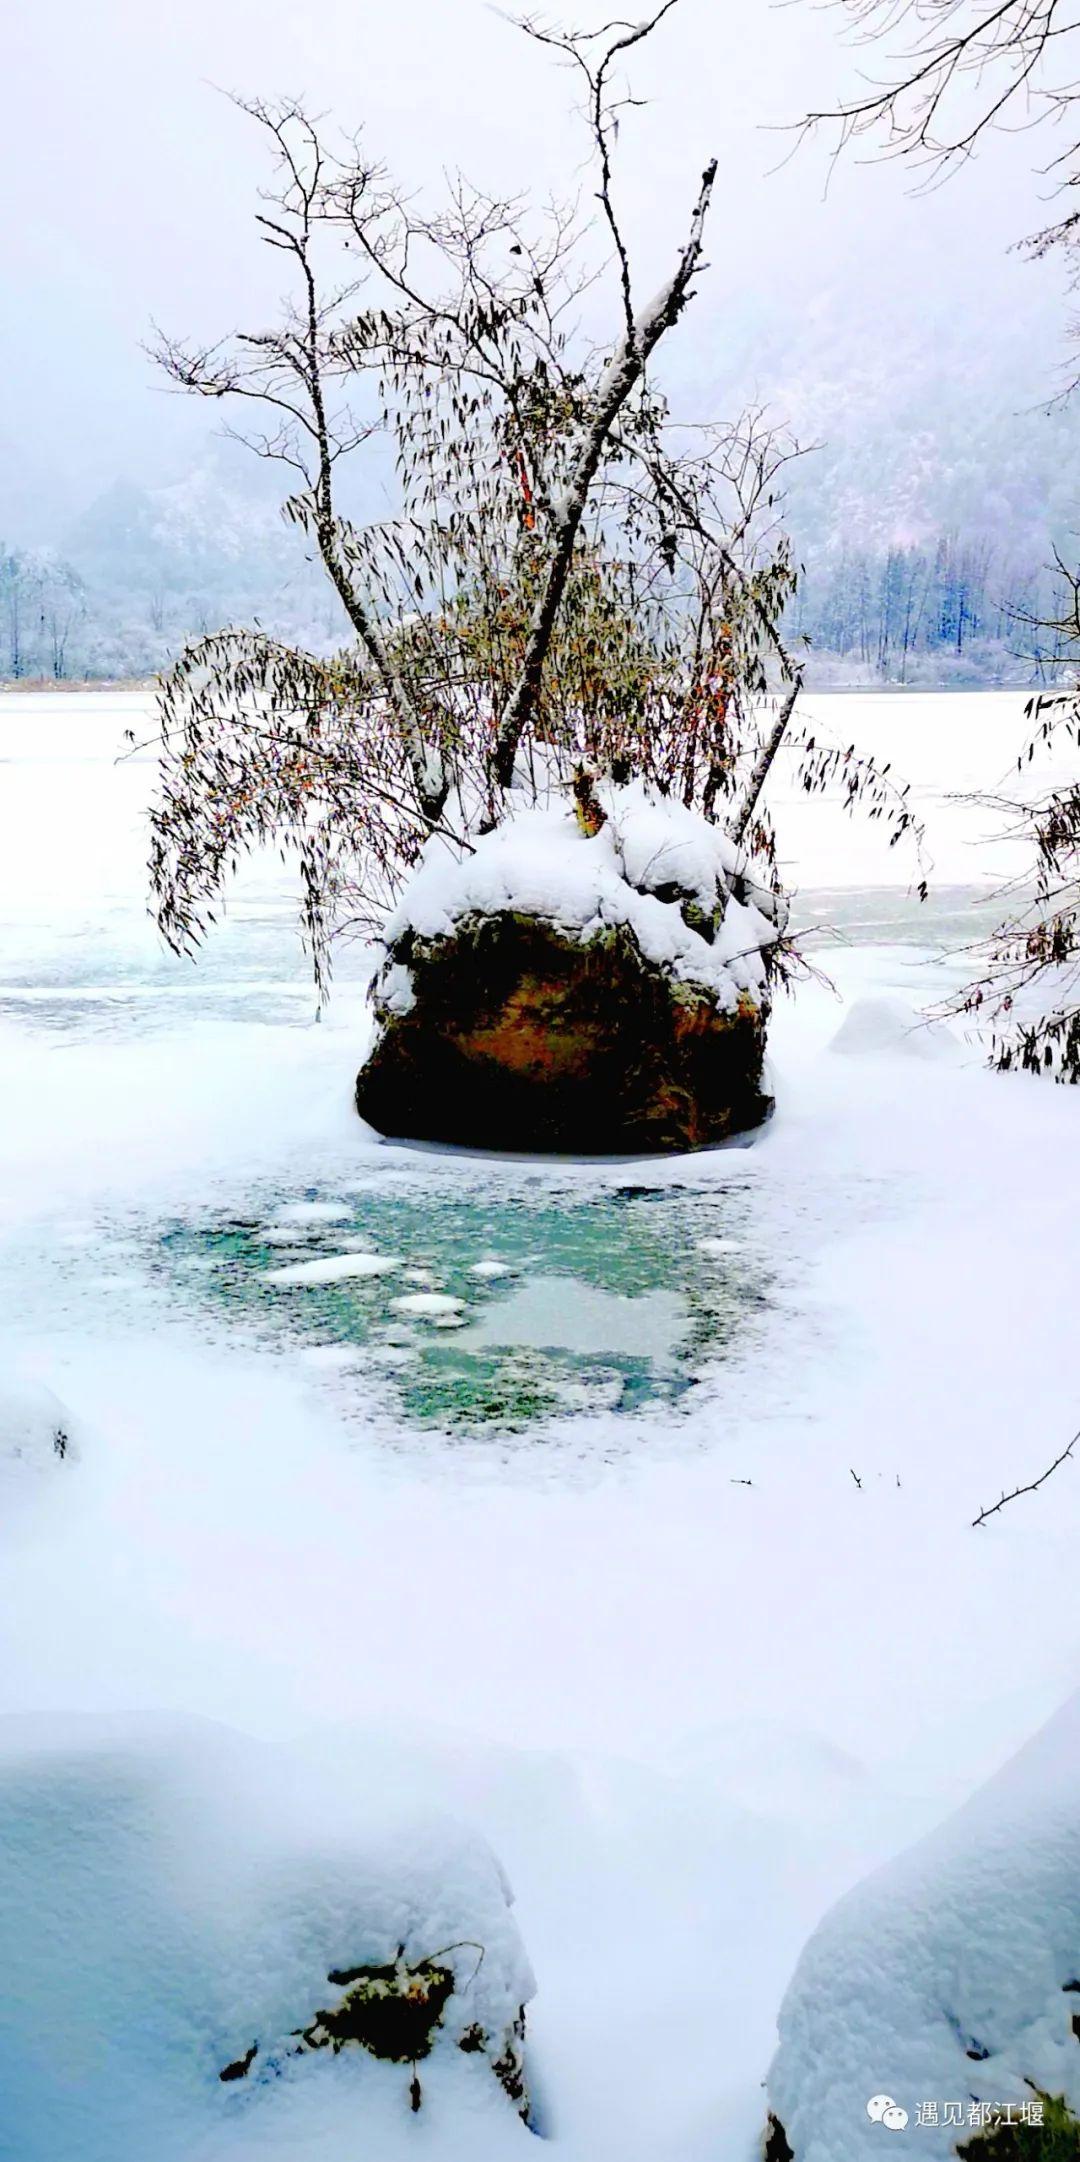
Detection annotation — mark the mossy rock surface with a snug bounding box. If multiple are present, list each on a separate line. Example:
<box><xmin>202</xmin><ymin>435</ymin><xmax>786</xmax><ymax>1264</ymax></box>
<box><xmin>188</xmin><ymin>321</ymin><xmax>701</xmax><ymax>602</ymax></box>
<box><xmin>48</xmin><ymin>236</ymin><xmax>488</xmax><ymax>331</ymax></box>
<box><xmin>220</xmin><ymin>1949</ymin><xmax>530</xmax><ymax>2120</ymax></box>
<box><xmin>356</xmin><ymin>910</ymin><xmax>772</xmax><ymax>1154</ymax></box>
<box><xmin>959</xmin><ymin>2096</ymin><xmax>1080</xmax><ymax>2158</ymax></box>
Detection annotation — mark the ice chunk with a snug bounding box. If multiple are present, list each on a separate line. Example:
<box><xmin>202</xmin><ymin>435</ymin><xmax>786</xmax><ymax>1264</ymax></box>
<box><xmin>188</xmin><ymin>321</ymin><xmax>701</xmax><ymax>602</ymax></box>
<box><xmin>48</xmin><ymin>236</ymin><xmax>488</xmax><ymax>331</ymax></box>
<box><xmin>269</xmin><ymin>1201</ymin><xmax>355</xmax><ymax>1225</ymax></box>
<box><xmin>297</xmin><ymin>1345</ymin><xmax>365</xmax><ymax>1370</ymax></box>
<box><xmin>389</xmin><ymin>1292</ymin><xmax>466</xmax><ymax>1319</ymax></box>
<box><xmin>263</xmin><ymin>1253</ymin><xmax>401</xmax><ymax>1286</ymax></box>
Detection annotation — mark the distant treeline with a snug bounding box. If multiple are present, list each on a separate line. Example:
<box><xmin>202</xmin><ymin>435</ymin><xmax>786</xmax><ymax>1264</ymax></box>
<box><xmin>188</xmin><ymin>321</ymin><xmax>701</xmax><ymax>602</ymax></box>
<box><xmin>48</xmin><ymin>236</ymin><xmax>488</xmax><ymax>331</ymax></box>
<box><xmin>1</xmin><ymin>530</ymin><xmax>1072</xmax><ymax>689</ymax></box>
<box><xmin>0</xmin><ymin>540</ymin><xmax>336</xmax><ymax>686</ymax></box>
<box><xmin>788</xmin><ymin>534</ymin><xmax>1069</xmax><ymax>686</ymax></box>
<box><xmin>1</xmin><ymin>548</ymin><xmax>87</xmax><ymax>682</ymax></box>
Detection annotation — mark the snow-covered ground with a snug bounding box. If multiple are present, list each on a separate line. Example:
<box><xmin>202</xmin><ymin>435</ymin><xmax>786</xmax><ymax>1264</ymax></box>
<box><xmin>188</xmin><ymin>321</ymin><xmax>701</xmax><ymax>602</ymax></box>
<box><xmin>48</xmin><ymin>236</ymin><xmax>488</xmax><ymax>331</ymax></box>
<box><xmin>1</xmin><ymin>690</ymin><xmax>1079</xmax><ymax>2160</ymax></box>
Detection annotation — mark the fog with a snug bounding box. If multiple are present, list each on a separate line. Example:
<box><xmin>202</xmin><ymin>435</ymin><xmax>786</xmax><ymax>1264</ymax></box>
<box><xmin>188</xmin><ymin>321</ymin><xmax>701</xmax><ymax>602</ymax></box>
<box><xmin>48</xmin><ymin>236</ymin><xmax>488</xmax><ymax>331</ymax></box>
<box><xmin>2</xmin><ymin>0</ymin><xmax>1064</xmax><ymax>538</ymax></box>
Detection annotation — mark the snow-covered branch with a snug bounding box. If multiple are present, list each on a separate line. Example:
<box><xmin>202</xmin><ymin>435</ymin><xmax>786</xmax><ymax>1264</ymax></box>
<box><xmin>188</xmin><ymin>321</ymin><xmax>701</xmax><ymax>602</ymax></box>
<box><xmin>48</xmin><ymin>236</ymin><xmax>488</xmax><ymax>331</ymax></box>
<box><xmin>728</xmin><ymin>674</ymin><xmax>803</xmax><ymax>849</ymax></box>
<box><xmin>492</xmin><ymin>156</ymin><xmax>718</xmax><ymax>790</ymax></box>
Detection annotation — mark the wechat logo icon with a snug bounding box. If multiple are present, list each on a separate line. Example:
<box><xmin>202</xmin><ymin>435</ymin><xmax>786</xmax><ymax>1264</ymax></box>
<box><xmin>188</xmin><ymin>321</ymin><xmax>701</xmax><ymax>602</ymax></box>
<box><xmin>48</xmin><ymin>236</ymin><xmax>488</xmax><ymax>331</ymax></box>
<box><xmin>867</xmin><ymin>2094</ymin><xmax>910</xmax><ymax>2131</ymax></box>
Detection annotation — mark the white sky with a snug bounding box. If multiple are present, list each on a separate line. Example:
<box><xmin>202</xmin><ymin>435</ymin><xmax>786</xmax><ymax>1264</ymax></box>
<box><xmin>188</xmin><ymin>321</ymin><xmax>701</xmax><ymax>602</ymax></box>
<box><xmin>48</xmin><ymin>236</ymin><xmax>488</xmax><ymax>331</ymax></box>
<box><xmin>1</xmin><ymin>0</ymin><xmax>1063</xmax><ymax>532</ymax></box>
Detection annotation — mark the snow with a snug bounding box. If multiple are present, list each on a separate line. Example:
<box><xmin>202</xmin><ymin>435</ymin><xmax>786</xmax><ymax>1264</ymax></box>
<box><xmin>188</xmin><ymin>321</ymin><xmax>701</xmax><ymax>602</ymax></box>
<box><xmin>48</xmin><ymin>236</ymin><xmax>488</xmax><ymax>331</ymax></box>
<box><xmin>271</xmin><ymin>1202</ymin><xmax>356</xmax><ymax>1226</ymax></box>
<box><xmin>2</xmin><ymin>691</ymin><xmax>1080</xmax><ymax>2162</ymax></box>
<box><xmin>828</xmin><ymin>996</ymin><xmax>960</xmax><ymax>1061</ymax></box>
<box><xmin>608</xmin><ymin>782</ymin><xmax>747</xmax><ymax>910</ymax></box>
<box><xmin>380</xmin><ymin>962</ymin><xmax>417</xmax><ymax>1017</ymax></box>
<box><xmin>263</xmin><ymin>1252</ymin><xmax>400</xmax><ymax>1286</ymax></box>
<box><xmin>767</xmin><ymin>1686</ymin><xmax>1080</xmax><ymax>2158</ymax></box>
<box><xmin>380</xmin><ymin>779</ymin><xmax>782</xmax><ymax>1009</ymax></box>
<box><xmin>389</xmin><ymin>1291</ymin><xmax>467</xmax><ymax>1318</ymax></box>
<box><xmin>0</xmin><ymin>1377</ymin><xmax>78</xmax><ymax>1487</ymax></box>
<box><xmin>0</xmin><ymin>1710</ymin><xmax>535</xmax><ymax>2162</ymax></box>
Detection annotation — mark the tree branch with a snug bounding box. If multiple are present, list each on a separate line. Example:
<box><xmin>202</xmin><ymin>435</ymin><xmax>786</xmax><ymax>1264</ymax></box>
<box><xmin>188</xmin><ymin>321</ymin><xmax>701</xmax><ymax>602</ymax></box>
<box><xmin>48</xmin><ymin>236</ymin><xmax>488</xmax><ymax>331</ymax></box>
<box><xmin>727</xmin><ymin>673</ymin><xmax>804</xmax><ymax>848</ymax></box>
<box><xmin>972</xmin><ymin>1426</ymin><xmax>1078</xmax><ymax>1525</ymax></box>
<box><xmin>492</xmin><ymin>155</ymin><xmax>717</xmax><ymax>788</ymax></box>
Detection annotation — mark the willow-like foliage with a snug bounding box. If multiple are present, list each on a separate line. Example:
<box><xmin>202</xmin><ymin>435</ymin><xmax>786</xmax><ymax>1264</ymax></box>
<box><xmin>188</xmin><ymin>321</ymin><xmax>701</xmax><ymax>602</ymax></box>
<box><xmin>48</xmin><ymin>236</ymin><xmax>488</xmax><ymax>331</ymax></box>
<box><xmin>147</xmin><ymin>27</ymin><xmax>922</xmax><ymax>998</ymax></box>
<box><xmin>950</xmin><ymin>690</ymin><xmax>1080</xmax><ymax>1081</ymax></box>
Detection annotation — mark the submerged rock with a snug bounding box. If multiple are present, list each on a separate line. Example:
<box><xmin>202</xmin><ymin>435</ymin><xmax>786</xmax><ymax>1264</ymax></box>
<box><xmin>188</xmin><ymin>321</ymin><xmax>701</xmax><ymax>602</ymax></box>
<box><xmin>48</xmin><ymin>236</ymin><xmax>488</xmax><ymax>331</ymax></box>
<box><xmin>356</xmin><ymin>785</ymin><xmax>785</xmax><ymax>1154</ymax></box>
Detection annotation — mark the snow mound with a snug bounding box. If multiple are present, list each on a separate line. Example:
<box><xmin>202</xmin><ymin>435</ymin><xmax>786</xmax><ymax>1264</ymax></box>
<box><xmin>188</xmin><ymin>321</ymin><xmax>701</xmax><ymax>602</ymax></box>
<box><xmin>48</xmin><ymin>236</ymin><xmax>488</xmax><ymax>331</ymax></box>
<box><xmin>767</xmin><ymin>1685</ymin><xmax>1080</xmax><ymax>2158</ymax></box>
<box><xmin>0</xmin><ymin>1712</ymin><xmax>536</xmax><ymax>2162</ymax></box>
<box><xmin>0</xmin><ymin>1378</ymin><xmax>78</xmax><ymax>1480</ymax></box>
<box><xmin>381</xmin><ymin>779</ymin><xmax>784</xmax><ymax>1012</ymax></box>
<box><xmin>828</xmin><ymin>997</ymin><xmax>958</xmax><ymax>1061</ymax></box>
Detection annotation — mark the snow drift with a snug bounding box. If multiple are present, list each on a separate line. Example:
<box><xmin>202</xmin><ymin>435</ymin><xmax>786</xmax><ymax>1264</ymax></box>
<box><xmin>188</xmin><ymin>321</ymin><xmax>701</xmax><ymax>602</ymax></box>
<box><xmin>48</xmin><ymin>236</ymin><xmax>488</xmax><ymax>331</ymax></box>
<box><xmin>766</xmin><ymin>1685</ymin><xmax>1080</xmax><ymax>2158</ymax></box>
<box><xmin>0</xmin><ymin>1377</ymin><xmax>78</xmax><ymax>1494</ymax></box>
<box><xmin>0</xmin><ymin>1712</ymin><xmax>536</xmax><ymax>2162</ymax></box>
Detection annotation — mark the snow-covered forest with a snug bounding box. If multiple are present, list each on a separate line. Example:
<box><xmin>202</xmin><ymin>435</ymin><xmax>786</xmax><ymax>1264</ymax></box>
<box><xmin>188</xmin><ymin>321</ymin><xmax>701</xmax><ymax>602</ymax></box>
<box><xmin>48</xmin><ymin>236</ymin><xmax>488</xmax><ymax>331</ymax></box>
<box><xmin>4</xmin><ymin>394</ymin><xmax>1077</xmax><ymax>686</ymax></box>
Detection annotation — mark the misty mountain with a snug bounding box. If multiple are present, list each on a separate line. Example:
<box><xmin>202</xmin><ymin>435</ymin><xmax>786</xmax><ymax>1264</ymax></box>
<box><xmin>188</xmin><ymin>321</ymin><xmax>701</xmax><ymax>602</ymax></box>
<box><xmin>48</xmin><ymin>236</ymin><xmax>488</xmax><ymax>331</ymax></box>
<box><xmin>3</xmin><ymin>330</ymin><xmax>1078</xmax><ymax>687</ymax></box>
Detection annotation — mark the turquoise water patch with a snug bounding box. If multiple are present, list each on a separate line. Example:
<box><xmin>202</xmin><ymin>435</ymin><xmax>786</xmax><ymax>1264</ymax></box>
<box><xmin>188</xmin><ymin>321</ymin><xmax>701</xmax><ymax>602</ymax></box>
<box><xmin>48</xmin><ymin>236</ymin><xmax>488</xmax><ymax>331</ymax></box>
<box><xmin>154</xmin><ymin>1180</ymin><xmax>768</xmax><ymax>1433</ymax></box>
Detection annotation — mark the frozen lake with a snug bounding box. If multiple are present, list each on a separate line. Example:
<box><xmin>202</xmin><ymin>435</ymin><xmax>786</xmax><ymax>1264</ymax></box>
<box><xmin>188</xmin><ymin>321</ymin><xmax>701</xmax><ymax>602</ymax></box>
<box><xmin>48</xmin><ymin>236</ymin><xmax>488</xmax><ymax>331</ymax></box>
<box><xmin>2</xmin><ymin>687</ymin><xmax>1079</xmax><ymax>2162</ymax></box>
<box><xmin>0</xmin><ymin>685</ymin><xmax>1046</xmax><ymax>1032</ymax></box>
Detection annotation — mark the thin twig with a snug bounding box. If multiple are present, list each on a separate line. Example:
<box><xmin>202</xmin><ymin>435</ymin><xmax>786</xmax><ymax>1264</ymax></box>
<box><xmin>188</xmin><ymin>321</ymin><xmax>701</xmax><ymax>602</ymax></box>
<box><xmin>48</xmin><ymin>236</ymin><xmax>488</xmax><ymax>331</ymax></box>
<box><xmin>972</xmin><ymin>1427</ymin><xmax>1079</xmax><ymax>1527</ymax></box>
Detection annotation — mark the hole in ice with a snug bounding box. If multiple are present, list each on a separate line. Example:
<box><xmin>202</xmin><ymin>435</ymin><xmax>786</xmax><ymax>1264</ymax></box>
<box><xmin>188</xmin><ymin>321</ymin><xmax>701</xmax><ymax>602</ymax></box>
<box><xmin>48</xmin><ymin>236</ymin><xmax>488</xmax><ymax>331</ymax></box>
<box><xmin>153</xmin><ymin>1176</ymin><xmax>768</xmax><ymax>1435</ymax></box>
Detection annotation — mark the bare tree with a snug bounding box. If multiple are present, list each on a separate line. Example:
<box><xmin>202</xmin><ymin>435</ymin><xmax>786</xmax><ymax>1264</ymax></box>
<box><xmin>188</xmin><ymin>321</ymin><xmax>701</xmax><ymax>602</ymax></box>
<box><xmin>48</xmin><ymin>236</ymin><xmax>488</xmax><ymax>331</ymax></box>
<box><xmin>151</xmin><ymin>11</ymin><xmax>740</xmax><ymax>813</ymax></box>
<box><xmin>799</xmin><ymin>0</ymin><xmax>1076</xmax><ymax>193</ymax></box>
<box><xmin>796</xmin><ymin>0</ymin><xmax>1080</xmax><ymax>403</ymax></box>
<box><xmin>1</xmin><ymin>548</ymin><xmax>32</xmax><ymax>679</ymax></box>
<box><xmin>41</xmin><ymin>561</ymin><xmax>85</xmax><ymax>681</ymax></box>
<box><xmin>147</xmin><ymin>6</ymin><xmax>918</xmax><ymax>996</ymax></box>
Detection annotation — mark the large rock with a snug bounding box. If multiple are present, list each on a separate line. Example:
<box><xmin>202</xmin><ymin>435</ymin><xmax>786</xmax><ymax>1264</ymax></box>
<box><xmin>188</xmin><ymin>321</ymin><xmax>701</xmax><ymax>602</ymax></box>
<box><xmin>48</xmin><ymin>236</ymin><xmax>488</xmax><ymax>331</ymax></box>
<box><xmin>356</xmin><ymin>784</ymin><xmax>784</xmax><ymax>1155</ymax></box>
